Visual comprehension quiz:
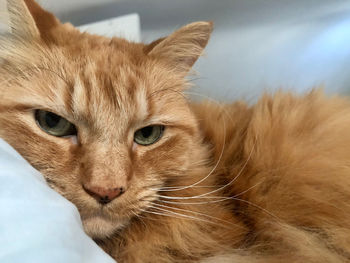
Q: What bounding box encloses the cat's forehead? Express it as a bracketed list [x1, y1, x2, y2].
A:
[1, 30, 190, 138]
[43, 44, 187, 137]
[70, 58, 149, 129]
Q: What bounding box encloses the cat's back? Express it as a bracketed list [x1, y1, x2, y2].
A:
[193, 89, 350, 178]
[192, 90, 350, 262]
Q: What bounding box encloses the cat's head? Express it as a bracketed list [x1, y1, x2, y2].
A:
[0, 0, 212, 238]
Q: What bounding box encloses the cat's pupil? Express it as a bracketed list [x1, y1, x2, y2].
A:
[45, 112, 61, 128]
[141, 126, 153, 138]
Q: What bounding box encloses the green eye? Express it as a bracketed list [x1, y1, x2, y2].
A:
[35, 110, 77, 137]
[134, 125, 164, 146]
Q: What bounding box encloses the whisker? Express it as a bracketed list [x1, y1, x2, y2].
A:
[130, 210, 148, 228]
[157, 185, 228, 190]
[184, 91, 237, 124]
[231, 181, 264, 198]
[157, 196, 281, 223]
[155, 141, 256, 200]
[156, 118, 226, 192]
[151, 202, 244, 229]
[140, 208, 191, 222]
[142, 205, 235, 230]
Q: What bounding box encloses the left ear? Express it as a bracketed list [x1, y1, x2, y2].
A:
[2, 0, 60, 41]
[23, 0, 60, 41]
[147, 21, 213, 73]
[5, 0, 40, 39]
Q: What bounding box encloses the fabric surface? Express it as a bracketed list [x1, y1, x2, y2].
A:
[0, 138, 116, 263]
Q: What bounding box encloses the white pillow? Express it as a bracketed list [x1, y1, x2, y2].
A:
[0, 138, 116, 263]
[78, 13, 140, 42]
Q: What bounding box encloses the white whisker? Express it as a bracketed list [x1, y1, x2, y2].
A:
[156, 185, 227, 190]
[231, 181, 263, 198]
[143, 205, 234, 229]
[152, 202, 243, 229]
[156, 141, 256, 200]
[157, 196, 281, 223]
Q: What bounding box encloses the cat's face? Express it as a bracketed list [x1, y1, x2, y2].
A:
[0, 0, 212, 238]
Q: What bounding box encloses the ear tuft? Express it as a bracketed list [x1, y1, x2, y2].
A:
[5, 0, 40, 39]
[148, 21, 213, 73]
[1, 0, 59, 41]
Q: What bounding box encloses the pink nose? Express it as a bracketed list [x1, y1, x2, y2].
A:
[83, 184, 125, 204]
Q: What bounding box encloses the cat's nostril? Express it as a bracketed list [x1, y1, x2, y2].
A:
[83, 184, 126, 204]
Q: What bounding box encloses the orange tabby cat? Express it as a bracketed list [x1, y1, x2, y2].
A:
[1, 1, 350, 262]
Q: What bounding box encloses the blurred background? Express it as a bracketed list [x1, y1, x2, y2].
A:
[39, 0, 350, 102]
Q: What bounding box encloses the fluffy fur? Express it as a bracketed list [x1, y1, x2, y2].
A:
[1, 1, 350, 262]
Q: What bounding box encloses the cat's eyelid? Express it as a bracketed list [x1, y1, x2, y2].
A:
[134, 115, 192, 133]
[25, 103, 66, 114]
[140, 117, 195, 136]
[32, 108, 76, 124]
[141, 115, 182, 127]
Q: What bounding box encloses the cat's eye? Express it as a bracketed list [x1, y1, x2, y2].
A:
[134, 125, 164, 146]
[35, 110, 77, 137]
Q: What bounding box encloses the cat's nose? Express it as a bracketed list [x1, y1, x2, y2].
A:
[83, 184, 126, 204]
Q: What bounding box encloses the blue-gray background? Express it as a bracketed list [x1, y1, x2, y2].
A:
[41, 0, 350, 101]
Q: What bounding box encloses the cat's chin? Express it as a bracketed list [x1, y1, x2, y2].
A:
[82, 215, 126, 239]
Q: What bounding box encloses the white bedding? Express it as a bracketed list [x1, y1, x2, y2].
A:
[0, 139, 116, 263]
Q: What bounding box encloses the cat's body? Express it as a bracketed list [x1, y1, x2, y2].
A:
[96, 93, 350, 262]
[1, 1, 350, 262]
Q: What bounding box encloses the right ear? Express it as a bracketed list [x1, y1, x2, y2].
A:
[3, 0, 59, 40]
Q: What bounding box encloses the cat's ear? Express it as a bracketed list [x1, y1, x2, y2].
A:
[1, 0, 39, 39]
[23, 0, 60, 40]
[1, 0, 59, 40]
[147, 21, 213, 73]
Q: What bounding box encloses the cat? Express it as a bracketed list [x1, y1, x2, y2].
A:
[1, 0, 350, 262]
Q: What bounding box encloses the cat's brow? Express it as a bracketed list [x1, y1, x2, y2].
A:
[147, 87, 186, 100]
[0, 65, 69, 88]
[36, 66, 70, 86]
